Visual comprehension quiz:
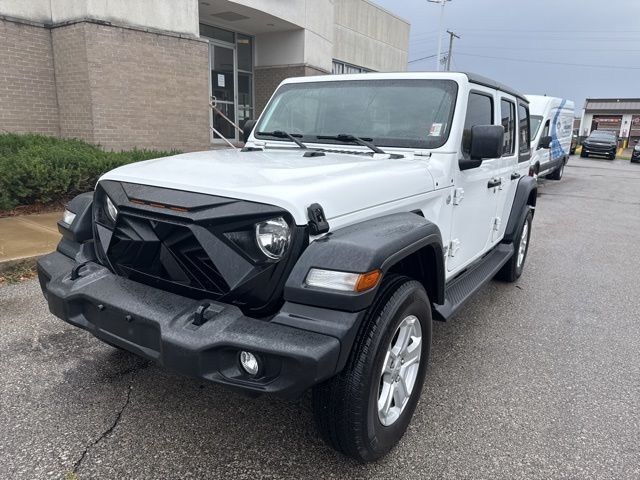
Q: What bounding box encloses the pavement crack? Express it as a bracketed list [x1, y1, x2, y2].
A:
[72, 382, 134, 474]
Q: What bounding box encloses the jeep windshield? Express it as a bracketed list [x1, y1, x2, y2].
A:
[255, 79, 458, 150]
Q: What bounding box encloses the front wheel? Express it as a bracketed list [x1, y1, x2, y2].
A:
[496, 210, 533, 282]
[312, 275, 432, 462]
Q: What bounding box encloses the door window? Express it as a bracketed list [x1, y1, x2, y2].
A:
[462, 92, 494, 157]
[518, 103, 531, 160]
[500, 99, 516, 156]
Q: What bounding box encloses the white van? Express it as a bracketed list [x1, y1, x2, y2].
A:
[526, 95, 575, 180]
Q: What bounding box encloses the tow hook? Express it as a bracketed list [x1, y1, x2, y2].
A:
[192, 302, 224, 327]
[70, 261, 91, 280]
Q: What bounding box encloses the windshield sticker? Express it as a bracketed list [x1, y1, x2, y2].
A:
[429, 123, 443, 136]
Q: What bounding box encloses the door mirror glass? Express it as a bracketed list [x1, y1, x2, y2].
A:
[538, 135, 552, 149]
[242, 119, 257, 143]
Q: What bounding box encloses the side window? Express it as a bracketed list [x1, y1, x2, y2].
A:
[500, 99, 516, 156]
[462, 92, 494, 157]
[518, 103, 531, 160]
[542, 120, 550, 138]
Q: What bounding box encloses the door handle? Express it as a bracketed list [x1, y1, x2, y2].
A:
[511, 172, 521, 180]
[487, 178, 502, 188]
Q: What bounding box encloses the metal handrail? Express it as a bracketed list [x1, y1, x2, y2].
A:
[209, 96, 244, 149]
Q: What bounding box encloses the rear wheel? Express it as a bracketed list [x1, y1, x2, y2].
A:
[547, 159, 565, 180]
[496, 210, 533, 282]
[312, 275, 431, 463]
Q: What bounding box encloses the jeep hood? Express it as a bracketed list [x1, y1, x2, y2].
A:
[100, 149, 435, 227]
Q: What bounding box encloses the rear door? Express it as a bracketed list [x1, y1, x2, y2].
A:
[447, 88, 501, 273]
[493, 96, 517, 242]
[497, 101, 532, 239]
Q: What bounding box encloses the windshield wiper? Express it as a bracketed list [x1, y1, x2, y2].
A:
[316, 134, 386, 154]
[257, 130, 308, 149]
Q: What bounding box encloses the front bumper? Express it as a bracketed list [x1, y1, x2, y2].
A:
[582, 144, 616, 156]
[37, 251, 347, 398]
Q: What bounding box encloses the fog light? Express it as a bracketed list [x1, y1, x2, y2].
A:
[239, 351, 260, 376]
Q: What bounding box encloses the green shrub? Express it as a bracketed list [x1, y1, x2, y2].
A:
[0, 134, 179, 211]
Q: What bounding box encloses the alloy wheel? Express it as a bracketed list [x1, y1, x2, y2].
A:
[377, 315, 422, 426]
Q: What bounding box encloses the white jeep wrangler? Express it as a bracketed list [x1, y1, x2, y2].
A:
[38, 72, 537, 462]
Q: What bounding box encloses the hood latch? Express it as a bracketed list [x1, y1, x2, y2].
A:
[307, 203, 330, 235]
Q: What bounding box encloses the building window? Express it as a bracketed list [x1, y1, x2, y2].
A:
[332, 60, 373, 75]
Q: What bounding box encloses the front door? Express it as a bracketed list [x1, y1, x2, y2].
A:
[448, 89, 501, 273]
[210, 43, 237, 141]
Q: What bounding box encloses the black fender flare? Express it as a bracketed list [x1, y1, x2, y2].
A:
[503, 176, 537, 243]
[56, 192, 96, 262]
[57, 192, 94, 243]
[284, 212, 445, 313]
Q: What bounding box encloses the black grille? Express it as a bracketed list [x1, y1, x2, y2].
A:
[94, 180, 307, 317]
[108, 216, 229, 295]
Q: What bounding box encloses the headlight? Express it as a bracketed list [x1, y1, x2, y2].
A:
[255, 217, 290, 260]
[105, 195, 118, 222]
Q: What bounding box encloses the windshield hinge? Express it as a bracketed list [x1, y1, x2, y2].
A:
[453, 188, 464, 205]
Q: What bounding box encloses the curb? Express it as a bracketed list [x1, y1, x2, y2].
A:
[0, 255, 42, 275]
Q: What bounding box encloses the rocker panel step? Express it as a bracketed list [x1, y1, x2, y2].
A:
[434, 243, 514, 321]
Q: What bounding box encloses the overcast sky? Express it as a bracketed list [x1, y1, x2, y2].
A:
[372, 0, 640, 116]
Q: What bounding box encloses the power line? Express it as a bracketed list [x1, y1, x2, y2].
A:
[443, 45, 640, 53]
[454, 52, 640, 71]
[408, 53, 439, 63]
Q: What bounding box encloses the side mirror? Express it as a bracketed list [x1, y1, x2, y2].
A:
[539, 135, 552, 149]
[460, 125, 504, 171]
[242, 119, 257, 143]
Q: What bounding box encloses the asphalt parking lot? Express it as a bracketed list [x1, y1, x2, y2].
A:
[1, 156, 640, 479]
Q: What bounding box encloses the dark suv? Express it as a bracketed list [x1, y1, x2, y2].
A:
[581, 130, 618, 160]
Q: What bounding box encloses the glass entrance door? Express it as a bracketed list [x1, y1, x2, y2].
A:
[201, 24, 254, 144]
[210, 44, 236, 141]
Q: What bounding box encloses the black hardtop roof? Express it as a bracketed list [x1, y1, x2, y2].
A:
[463, 72, 528, 103]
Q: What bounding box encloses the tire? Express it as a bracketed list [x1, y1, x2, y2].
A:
[580, 151, 587, 158]
[530, 163, 540, 180]
[496, 210, 533, 282]
[609, 153, 616, 160]
[547, 160, 564, 180]
[312, 274, 432, 463]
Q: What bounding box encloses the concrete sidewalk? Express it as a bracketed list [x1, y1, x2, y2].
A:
[0, 212, 62, 271]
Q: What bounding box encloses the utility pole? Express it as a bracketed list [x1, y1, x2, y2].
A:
[427, 0, 452, 71]
[445, 30, 460, 71]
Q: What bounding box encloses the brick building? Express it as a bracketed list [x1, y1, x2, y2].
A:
[0, 0, 409, 151]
